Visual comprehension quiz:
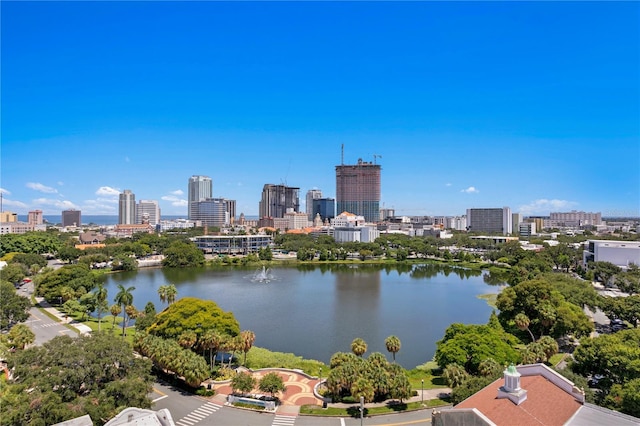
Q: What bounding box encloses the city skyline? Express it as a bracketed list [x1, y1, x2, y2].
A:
[2, 2, 638, 218]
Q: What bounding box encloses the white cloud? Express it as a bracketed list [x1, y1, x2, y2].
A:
[57, 181, 64, 186]
[2, 198, 28, 208]
[162, 195, 188, 207]
[95, 186, 120, 196]
[26, 182, 58, 194]
[518, 199, 578, 216]
[171, 189, 184, 195]
[445, 183, 452, 187]
[0, 188, 11, 195]
[32, 198, 79, 210]
[83, 200, 117, 214]
[461, 186, 479, 193]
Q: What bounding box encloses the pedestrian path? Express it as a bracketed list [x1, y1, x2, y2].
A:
[272, 413, 296, 426]
[174, 401, 221, 426]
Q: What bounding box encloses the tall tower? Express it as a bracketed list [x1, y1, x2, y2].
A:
[62, 209, 81, 227]
[306, 189, 323, 220]
[336, 158, 381, 223]
[119, 190, 136, 225]
[27, 210, 43, 225]
[188, 175, 213, 220]
[259, 184, 300, 218]
[136, 200, 161, 226]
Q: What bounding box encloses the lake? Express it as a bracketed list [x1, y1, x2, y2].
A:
[104, 263, 503, 368]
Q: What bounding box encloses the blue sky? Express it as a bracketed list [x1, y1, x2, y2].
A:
[2, 1, 638, 218]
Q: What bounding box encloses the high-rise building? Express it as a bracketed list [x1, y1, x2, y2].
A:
[62, 209, 82, 227]
[336, 158, 381, 223]
[188, 176, 213, 220]
[28, 210, 43, 225]
[312, 197, 335, 222]
[258, 184, 300, 219]
[194, 198, 230, 228]
[306, 189, 323, 220]
[512, 213, 523, 235]
[466, 207, 512, 235]
[550, 211, 602, 227]
[136, 200, 161, 226]
[225, 199, 236, 224]
[118, 190, 136, 225]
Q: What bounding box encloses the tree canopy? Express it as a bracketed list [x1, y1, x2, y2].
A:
[35, 264, 103, 303]
[1, 333, 153, 426]
[0, 281, 31, 330]
[162, 241, 205, 268]
[148, 297, 240, 340]
[435, 322, 520, 374]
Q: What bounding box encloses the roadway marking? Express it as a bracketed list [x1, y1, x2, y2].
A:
[273, 414, 296, 425]
[152, 395, 168, 403]
[175, 402, 220, 426]
[340, 419, 346, 426]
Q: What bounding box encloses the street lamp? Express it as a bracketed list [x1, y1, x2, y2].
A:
[421, 379, 424, 405]
[360, 395, 364, 426]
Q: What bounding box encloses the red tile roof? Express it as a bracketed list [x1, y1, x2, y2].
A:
[456, 375, 582, 425]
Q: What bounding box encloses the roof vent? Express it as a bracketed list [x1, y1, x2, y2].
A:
[497, 364, 528, 405]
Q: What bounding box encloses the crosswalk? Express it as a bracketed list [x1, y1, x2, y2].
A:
[272, 414, 296, 426]
[175, 402, 221, 426]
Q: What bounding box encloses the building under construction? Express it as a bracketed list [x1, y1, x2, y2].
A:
[336, 157, 381, 223]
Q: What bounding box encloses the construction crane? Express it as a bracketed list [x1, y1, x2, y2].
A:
[373, 154, 382, 164]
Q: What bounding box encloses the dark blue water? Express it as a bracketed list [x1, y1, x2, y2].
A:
[103, 264, 502, 368]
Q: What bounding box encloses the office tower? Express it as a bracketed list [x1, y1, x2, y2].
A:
[550, 211, 602, 227]
[118, 190, 136, 225]
[27, 210, 43, 225]
[225, 199, 236, 224]
[194, 198, 230, 228]
[258, 184, 300, 219]
[512, 213, 523, 235]
[62, 209, 82, 227]
[336, 158, 381, 223]
[312, 197, 335, 222]
[188, 175, 213, 220]
[306, 189, 323, 220]
[466, 207, 512, 235]
[136, 200, 160, 226]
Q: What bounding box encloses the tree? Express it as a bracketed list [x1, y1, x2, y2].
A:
[162, 241, 205, 268]
[6, 323, 35, 349]
[231, 372, 256, 396]
[514, 313, 536, 342]
[114, 284, 135, 337]
[93, 282, 108, 331]
[435, 323, 519, 374]
[0, 281, 31, 330]
[351, 338, 368, 357]
[478, 358, 502, 378]
[166, 284, 177, 305]
[351, 377, 375, 403]
[240, 330, 256, 365]
[3, 333, 153, 425]
[110, 303, 122, 328]
[148, 297, 240, 340]
[1, 263, 26, 284]
[258, 372, 286, 398]
[442, 363, 470, 388]
[388, 363, 412, 403]
[384, 335, 401, 362]
[178, 330, 198, 349]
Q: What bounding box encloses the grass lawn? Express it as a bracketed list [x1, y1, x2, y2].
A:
[477, 293, 498, 308]
[407, 361, 447, 390]
[300, 398, 450, 416]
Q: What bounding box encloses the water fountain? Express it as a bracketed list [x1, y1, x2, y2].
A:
[252, 266, 274, 283]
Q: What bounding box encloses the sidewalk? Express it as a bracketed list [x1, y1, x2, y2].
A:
[35, 297, 93, 335]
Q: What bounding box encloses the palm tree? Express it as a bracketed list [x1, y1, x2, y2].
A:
[239, 330, 256, 366]
[8, 324, 35, 350]
[166, 284, 177, 305]
[110, 304, 122, 328]
[351, 338, 368, 357]
[94, 283, 108, 332]
[114, 284, 135, 337]
[199, 329, 224, 367]
[478, 358, 501, 378]
[158, 285, 168, 306]
[178, 330, 198, 349]
[125, 305, 138, 331]
[514, 313, 536, 342]
[384, 335, 401, 362]
[443, 363, 469, 388]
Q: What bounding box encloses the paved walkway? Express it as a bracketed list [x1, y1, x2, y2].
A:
[35, 297, 93, 335]
[209, 367, 451, 414]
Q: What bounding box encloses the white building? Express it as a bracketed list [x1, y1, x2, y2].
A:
[188, 175, 213, 220]
[285, 209, 310, 230]
[136, 200, 160, 226]
[332, 211, 379, 243]
[519, 222, 537, 237]
[583, 240, 640, 270]
[156, 219, 195, 232]
[446, 216, 467, 231]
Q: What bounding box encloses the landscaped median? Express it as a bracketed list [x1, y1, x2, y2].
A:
[300, 398, 451, 417]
